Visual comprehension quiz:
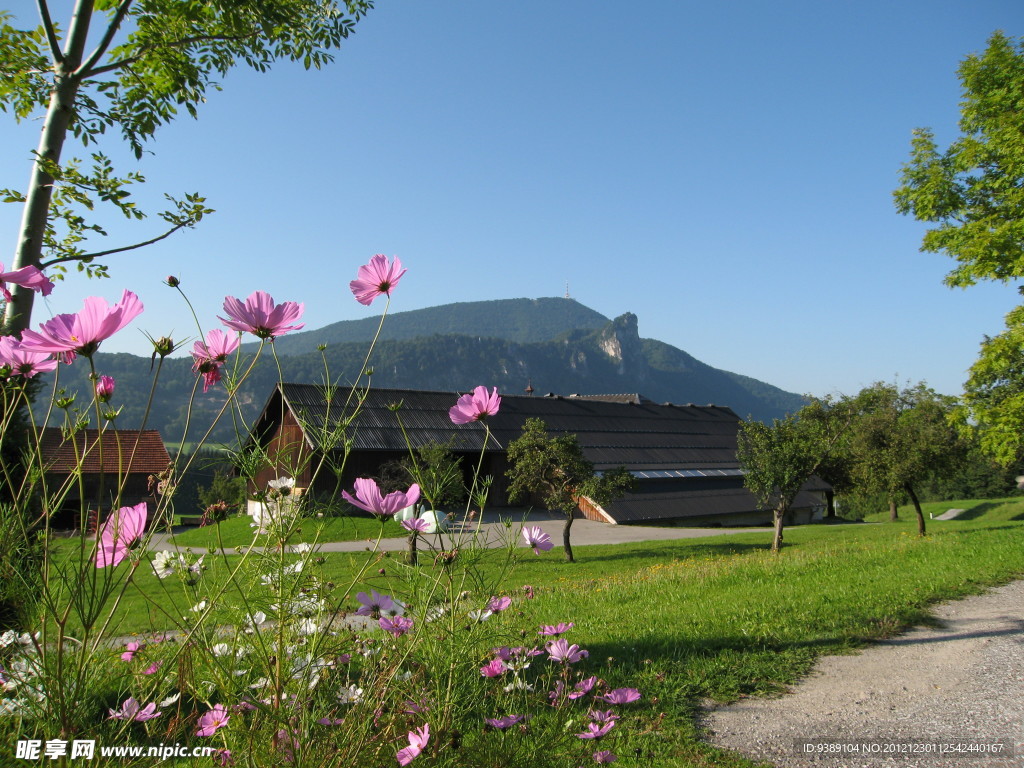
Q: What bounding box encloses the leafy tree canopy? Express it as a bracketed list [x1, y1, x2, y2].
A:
[1, 0, 372, 333]
[506, 418, 631, 562]
[893, 31, 1024, 288]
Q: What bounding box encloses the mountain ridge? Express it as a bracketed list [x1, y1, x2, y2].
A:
[33, 297, 807, 443]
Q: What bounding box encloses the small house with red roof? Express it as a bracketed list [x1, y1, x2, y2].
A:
[38, 428, 171, 530]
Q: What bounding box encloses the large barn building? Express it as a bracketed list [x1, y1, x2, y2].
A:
[245, 384, 828, 526]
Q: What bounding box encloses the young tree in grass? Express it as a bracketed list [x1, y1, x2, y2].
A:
[844, 382, 964, 536]
[737, 412, 834, 553]
[1, 0, 373, 334]
[506, 418, 632, 563]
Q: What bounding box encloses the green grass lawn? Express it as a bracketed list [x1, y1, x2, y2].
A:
[169, 513, 393, 548]
[37, 505, 1024, 767]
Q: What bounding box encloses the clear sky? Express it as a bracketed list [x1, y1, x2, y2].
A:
[2, 1, 1023, 399]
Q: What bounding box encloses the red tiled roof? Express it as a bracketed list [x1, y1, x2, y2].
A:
[39, 428, 170, 475]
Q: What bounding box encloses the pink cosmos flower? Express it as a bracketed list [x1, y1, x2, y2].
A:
[0, 262, 53, 302]
[588, 709, 620, 723]
[480, 659, 507, 678]
[20, 290, 143, 362]
[539, 621, 574, 636]
[95, 502, 147, 568]
[191, 329, 240, 392]
[449, 386, 501, 424]
[400, 517, 430, 534]
[593, 751, 618, 764]
[95, 375, 115, 403]
[546, 637, 589, 664]
[342, 478, 421, 519]
[121, 640, 144, 662]
[380, 615, 414, 637]
[522, 526, 554, 555]
[396, 723, 429, 766]
[108, 697, 161, 722]
[577, 721, 615, 740]
[142, 660, 163, 675]
[213, 749, 234, 767]
[487, 596, 512, 613]
[485, 714, 524, 729]
[0, 337, 58, 379]
[196, 704, 230, 737]
[219, 290, 304, 340]
[350, 254, 407, 306]
[598, 688, 641, 705]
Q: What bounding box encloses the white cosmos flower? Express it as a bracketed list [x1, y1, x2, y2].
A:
[190, 600, 207, 613]
[211, 643, 232, 657]
[152, 551, 177, 579]
[337, 684, 364, 704]
[296, 618, 320, 636]
[245, 612, 267, 633]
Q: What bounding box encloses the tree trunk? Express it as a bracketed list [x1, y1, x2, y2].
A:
[4, 1, 94, 335]
[406, 531, 418, 566]
[905, 482, 926, 536]
[889, 498, 898, 521]
[825, 489, 836, 519]
[562, 510, 575, 563]
[771, 507, 785, 552]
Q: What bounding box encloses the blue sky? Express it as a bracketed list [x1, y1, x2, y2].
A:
[2, 1, 1023, 399]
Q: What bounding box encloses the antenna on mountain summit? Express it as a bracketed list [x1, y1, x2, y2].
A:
[564, 282, 571, 299]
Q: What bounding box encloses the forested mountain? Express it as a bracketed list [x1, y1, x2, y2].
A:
[32, 298, 806, 445]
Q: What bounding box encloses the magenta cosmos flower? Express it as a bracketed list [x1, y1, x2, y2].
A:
[355, 589, 404, 618]
[350, 254, 407, 306]
[0, 337, 58, 379]
[196, 704, 230, 737]
[380, 615, 414, 638]
[95, 502, 147, 568]
[598, 687, 641, 705]
[577, 721, 615, 740]
[480, 659, 506, 678]
[485, 714, 524, 729]
[191, 329, 240, 392]
[0, 262, 53, 302]
[546, 637, 589, 664]
[449, 386, 501, 424]
[108, 696, 161, 722]
[396, 723, 429, 766]
[218, 290, 304, 340]
[522, 525, 554, 555]
[342, 478, 421, 520]
[20, 290, 143, 362]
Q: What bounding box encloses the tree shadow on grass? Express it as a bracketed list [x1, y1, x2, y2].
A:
[952, 501, 1001, 520]
[567, 540, 772, 565]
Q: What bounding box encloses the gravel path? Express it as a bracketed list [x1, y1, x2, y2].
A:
[702, 580, 1024, 768]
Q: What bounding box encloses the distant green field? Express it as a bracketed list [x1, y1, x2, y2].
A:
[861, 495, 1024, 523]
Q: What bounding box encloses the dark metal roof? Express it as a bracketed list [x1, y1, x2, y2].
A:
[256, 384, 743, 471]
[602, 484, 827, 524]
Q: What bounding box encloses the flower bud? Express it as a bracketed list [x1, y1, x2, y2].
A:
[152, 336, 176, 358]
[165, 276, 180, 287]
[95, 375, 115, 403]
